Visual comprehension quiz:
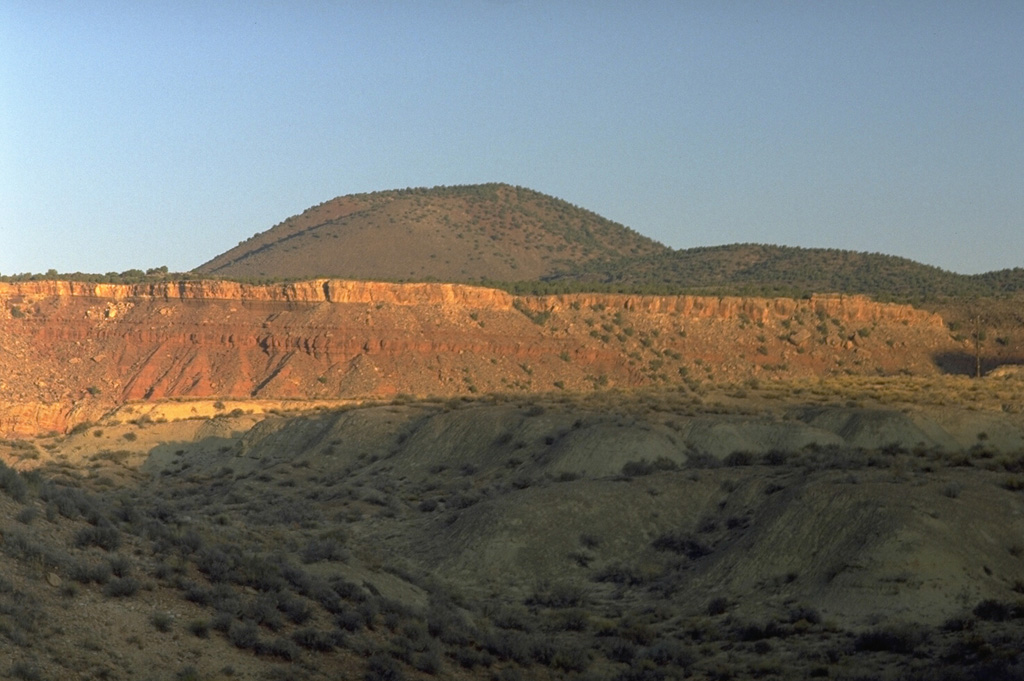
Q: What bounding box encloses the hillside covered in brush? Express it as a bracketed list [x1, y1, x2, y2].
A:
[195, 184, 668, 282]
[192, 183, 1024, 302]
[542, 244, 1024, 301]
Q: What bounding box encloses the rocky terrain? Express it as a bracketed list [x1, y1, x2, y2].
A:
[0, 278, 969, 439]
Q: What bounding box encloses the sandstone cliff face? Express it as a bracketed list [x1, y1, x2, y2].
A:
[0, 280, 955, 436]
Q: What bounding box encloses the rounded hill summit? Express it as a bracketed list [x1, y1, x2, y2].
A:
[195, 183, 668, 282]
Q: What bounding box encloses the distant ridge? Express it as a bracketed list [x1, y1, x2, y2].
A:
[546, 243, 1024, 301]
[193, 184, 1023, 303]
[195, 183, 668, 282]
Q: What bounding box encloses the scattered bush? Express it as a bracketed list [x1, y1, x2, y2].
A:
[724, 451, 756, 466]
[73, 525, 121, 552]
[526, 581, 588, 608]
[621, 458, 678, 477]
[109, 554, 132, 578]
[651, 532, 711, 559]
[151, 611, 173, 632]
[42, 484, 99, 521]
[301, 538, 344, 563]
[228, 621, 260, 650]
[187, 619, 210, 638]
[103, 577, 140, 598]
[594, 563, 649, 587]
[256, 636, 301, 661]
[854, 626, 925, 654]
[69, 559, 112, 585]
[707, 596, 729, 615]
[365, 652, 404, 681]
[0, 462, 28, 502]
[292, 628, 338, 652]
[973, 599, 1012, 622]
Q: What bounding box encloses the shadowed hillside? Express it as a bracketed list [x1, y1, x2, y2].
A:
[2, 386, 1024, 680]
[195, 184, 668, 282]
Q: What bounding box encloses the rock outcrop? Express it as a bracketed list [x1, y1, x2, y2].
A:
[0, 280, 956, 437]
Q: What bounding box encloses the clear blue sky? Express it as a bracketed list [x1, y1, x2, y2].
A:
[2, 1, 1021, 276]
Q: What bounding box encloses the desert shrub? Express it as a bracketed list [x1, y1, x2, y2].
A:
[301, 538, 344, 563]
[151, 611, 173, 632]
[2, 530, 65, 570]
[531, 637, 558, 666]
[554, 608, 589, 631]
[74, 525, 121, 552]
[305, 581, 344, 613]
[973, 599, 1012, 622]
[594, 563, 648, 586]
[651, 532, 711, 559]
[228, 621, 260, 650]
[40, 483, 98, 520]
[448, 493, 480, 510]
[604, 637, 638, 663]
[941, 481, 964, 498]
[238, 554, 288, 592]
[292, 628, 338, 652]
[778, 607, 816, 629]
[365, 652, 405, 681]
[412, 648, 442, 675]
[175, 665, 200, 681]
[278, 593, 314, 625]
[551, 644, 590, 672]
[256, 636, 301, 661]
[187, 619, 210, 638]
[195, 545, 235, 582]
[182, 582, 213, 606]
[279, 561, 317, 594]
[243, 595, 285, 631]
[621, 458, 678, 477]
[109, 554, 132, 578]
[526, 581, 588, 608]
[724, 451, 756, 466]
[210, 612, 234, 633]
[684, 452, 721, 469]
[482, 630, 533, 664]
[642, 639, 695, 667]
[454, 645, 494, 669]
[15, 507, 38, 525]
[425, 599, 473, 644]
[69, 559, 112, 585]
[941, 615, 974, 632]
[172, 529, 204, 554]
[8, 661, 42, 681]
[854, 626, 925, 654]
[1002, 477, 1024, 492]
[489, 605, 532, 632]
[707, 596, 729, 616]
[103, 577, 140, 598]
[336, 609, 367, 632]
[732, 620, 788, 642]
[0, 462, 28, 502]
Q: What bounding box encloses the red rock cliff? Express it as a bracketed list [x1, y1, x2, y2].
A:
[0, 280, 954, 436]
